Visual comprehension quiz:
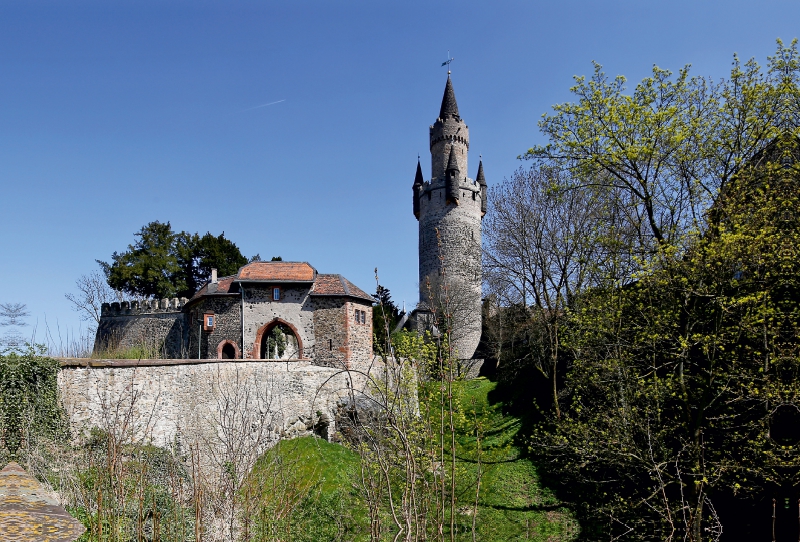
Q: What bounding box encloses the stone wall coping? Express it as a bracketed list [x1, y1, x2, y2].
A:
[57, 358, 311, 368]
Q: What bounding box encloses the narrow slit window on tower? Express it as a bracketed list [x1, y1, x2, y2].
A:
[329, 339, 333, 351]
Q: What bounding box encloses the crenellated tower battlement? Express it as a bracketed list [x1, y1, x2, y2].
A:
[101, 298, 190, 316]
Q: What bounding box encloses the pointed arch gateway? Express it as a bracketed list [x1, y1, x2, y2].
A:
[252, 318, 304, 360]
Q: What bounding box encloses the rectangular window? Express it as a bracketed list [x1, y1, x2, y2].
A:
[329, 339, 333, 351]
[354, 309, 360, 323]
[272, 287, 280, 301]
[361, 310, 366, 324]
[207, 316, 214, 327]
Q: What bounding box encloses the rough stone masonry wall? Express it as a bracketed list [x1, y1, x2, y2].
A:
[185, 297, 242, 359]
[241, 285, 314, 359]
[347, 301, 374, 369]
[418, 176, 483, 361]
[58, 359, 371, 452]
[312, 297, 349, 368]
[429, 118, 469, 179]
[312, 298, 373, 369]
[95, 299, 188, 358]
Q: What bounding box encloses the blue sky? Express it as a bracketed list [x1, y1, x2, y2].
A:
[1, 0, 799, 346]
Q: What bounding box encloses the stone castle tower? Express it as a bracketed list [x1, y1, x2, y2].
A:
[412, 75, 486, 361]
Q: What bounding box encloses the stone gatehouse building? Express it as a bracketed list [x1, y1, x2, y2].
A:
[95, 261, 375, 368]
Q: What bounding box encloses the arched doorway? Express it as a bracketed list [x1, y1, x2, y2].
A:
[217, 340, 239, 359]
[253, 319, 303, 359]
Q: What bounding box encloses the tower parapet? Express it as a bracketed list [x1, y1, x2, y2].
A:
[101, 298, 189, 316]
[96, 298, 189, 358]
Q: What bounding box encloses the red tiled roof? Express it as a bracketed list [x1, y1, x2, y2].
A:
[311, 274, 375, 302]
[342, 277, 373, 301]
[312, 274, 346, 295]
[236, 262, 316, 282]
[188, 266, 373, 304]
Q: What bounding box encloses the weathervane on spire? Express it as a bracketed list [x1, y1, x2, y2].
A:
[441, 50, 454, 74]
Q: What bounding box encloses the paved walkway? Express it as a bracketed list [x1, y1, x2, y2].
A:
[0, 462, 85, 542]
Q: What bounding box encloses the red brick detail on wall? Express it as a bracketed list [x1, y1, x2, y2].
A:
[343, 301, 351, 369]
[252, 318, 305, 359]
[216, 340, 241, 359]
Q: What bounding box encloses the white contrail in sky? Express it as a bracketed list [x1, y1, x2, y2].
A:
[242, 99, 286, 111]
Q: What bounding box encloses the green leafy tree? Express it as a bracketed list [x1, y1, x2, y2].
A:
[104, 221, 180, 299]
[530, 60, 800, 539]
[372, 284, 399, 355]
[524, 41, 790, 277]
[103, 221, 250, 299]
[175, 231, 249, 297]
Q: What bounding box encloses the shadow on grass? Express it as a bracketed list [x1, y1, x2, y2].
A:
[481, 363, 594, 540]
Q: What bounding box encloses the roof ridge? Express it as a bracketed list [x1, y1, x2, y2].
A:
[338, 274, 351, 296]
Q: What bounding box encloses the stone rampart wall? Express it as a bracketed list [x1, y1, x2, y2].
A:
[57, 359, 371, 451]
[186, 296, 242, 359]
[95, 312, 187, 358]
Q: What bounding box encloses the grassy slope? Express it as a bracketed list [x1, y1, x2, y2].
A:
[451, 378, 577, 540]
[258, 378, 577, 541]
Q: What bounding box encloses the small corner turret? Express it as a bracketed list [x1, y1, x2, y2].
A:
[476, 160, 487, 216]
[445, 146, 460, 205]
[413, 159, 424, 219]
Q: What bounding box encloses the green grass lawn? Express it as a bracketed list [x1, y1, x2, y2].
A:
[449, 377, 578, 540]
[251, 378, 578, 541]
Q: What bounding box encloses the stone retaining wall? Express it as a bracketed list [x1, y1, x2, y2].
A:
[57, 358, 375, 451]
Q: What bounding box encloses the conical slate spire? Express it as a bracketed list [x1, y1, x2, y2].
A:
[477, 159, 487, 216]
[476, 160, 486, 186]
[414, 159, 424, 186]
[439, 76, 460, 120]
[446, 146, 460, 172]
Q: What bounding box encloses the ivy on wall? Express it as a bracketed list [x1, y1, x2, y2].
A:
[0, 345, 68, 457]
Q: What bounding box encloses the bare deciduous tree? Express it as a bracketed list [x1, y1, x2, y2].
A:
[482, 165, 600, 416]
[0, 302, 29, 348]
[65, 268, 123, 325]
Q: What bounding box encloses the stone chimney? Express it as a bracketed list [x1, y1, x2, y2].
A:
[208, 268, 219, 293]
